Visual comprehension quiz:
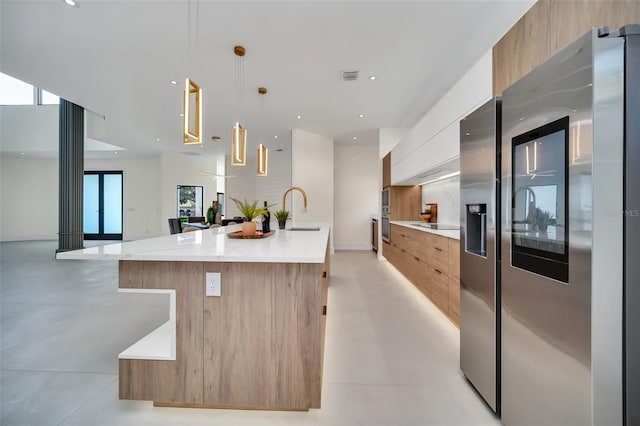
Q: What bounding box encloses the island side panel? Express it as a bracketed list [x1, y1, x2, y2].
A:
[119, 260, 204, 404]
[312, 238, 330, 408]
[202, 261, 325, 410]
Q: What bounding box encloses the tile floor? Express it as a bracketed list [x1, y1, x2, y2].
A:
[1, 241, 500, 426]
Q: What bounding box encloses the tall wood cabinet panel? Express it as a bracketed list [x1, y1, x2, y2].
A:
[493, 0, 640, 96]
[382, 153, 391, 188]
[492, 0, 550, 96]
[549, 0, 640, 55]
[390, 186, 421, 221]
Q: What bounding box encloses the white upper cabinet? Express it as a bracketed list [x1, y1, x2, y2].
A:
[391, 50, 493, 185]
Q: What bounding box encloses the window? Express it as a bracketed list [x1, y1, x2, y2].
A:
[0, 72, 60, 105]
[0, 73, 33, 105]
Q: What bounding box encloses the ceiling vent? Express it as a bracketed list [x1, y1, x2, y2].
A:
[342, 70, 359, 81]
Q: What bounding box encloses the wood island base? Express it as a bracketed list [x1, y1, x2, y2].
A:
[118, 241, 329, 411]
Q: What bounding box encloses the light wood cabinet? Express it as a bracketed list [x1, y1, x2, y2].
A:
[387, 224, 459, 326]
[382, 153, 391, 188]
[447, 239, 460, 326]
[390, 186, 421, 221]
[118, 241, 330, 411]
[493, 0, 640, 95]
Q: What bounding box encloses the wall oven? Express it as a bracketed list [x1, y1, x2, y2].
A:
[381, 188, 390, 214]
[381, 214, 390, 243]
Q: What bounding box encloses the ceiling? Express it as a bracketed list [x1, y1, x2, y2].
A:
[0, 0, 534, 159]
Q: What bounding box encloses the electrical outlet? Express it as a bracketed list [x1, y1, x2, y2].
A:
[205, 272, 221, 296]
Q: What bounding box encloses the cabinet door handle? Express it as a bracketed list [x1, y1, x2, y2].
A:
[434, 268, 443, 274]
[322, 305, 327, 316]
[434, 247, 443, 252]
[414, 256, 420, 262]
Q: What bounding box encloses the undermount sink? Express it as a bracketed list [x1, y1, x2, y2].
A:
[287, 226, 321, 231]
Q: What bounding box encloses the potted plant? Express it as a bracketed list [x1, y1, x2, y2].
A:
[536, 208, 553, 232]
[274, 209, 290, 230]
[206, 201, 217, 225]
[230, 198, 271, 235]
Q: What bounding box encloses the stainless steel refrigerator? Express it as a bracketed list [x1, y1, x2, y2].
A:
[459, 98, 501, 413]
[500, 25, 639, 426]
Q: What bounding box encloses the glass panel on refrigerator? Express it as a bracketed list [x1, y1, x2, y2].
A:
[511, 116, 569, 282]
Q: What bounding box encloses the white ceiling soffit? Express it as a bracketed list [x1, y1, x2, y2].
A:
[0, 0, 535, 156]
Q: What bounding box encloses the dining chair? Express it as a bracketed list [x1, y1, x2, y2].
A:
[168, 218, 182, 234]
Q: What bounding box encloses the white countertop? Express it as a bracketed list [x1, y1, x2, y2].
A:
[391, 221, 461, 240]
[56, 223, 330, 263]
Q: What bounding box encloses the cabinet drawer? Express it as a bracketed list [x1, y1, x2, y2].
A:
[425, 267, 449, 315]
[426, 233, 449, 253]
[448, 276, 460, 326]
[448, 239, 460, 281]
[429, 252, 449, 276]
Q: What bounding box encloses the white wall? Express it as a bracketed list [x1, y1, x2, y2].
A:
[0, 156, 58, 241]
[421, 176, 460, 226]
[292, 129, 334, 251]
[85, 156, 162, 239]
[160, 153, 220, 230]
[334, 144, 378, 250]
[254, 147, 292, 226]
[225, 155, 257, 219]
[379, 128, 407, 158]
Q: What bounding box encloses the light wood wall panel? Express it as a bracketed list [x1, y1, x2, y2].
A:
[390, 186, 422, 221]
[549, 0, 640, 55]
[202, 258, 327, 410]
[493, 0, 550, 96]
[493, 0, 640, 95]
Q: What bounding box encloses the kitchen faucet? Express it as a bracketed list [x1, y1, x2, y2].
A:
[282, 187, 307, 212]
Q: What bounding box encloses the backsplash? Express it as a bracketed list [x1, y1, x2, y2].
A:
[421, 176, 460, 226]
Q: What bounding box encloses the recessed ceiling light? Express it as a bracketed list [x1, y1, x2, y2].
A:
[274, 135, 278, 139]
[465, 132, 470, 136]
[170, 80, 177, 85]
[156, 137, 160, 141]
[297, 115, 302, 119]
[369, 75, 377, 81]
[20, 152, 25, 155]
[353, 137, 357, 140]
[179, 113, 184, 117]
[114, 151, 118, 154]
[63, 0, 77, 6]
[359, 114, 364, 118]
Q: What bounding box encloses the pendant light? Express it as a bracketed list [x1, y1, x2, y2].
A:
[231, 45, 247, 166]
[183, 78, 202, 144]
[183, 0, 202, 145]
[256, 87, 268, 176]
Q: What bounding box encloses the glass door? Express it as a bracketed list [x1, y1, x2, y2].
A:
[83, 171, 123, 240]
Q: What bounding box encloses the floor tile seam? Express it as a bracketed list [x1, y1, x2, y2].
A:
[0, 367, 117, 376]
[322, 380, 448, 389]
[0, 301, 118, 307]
[56, 376, 119, 426]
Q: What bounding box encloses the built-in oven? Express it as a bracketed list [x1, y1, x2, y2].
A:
[382, 188, 390, 215]
[381, 215, 390, 243]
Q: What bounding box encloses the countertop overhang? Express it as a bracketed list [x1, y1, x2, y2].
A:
[56, 223, 330, 263]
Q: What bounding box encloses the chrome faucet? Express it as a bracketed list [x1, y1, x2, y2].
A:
[282, 186, 308, 212]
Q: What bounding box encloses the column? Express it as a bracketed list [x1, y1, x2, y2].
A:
[57, 99, 84, 252]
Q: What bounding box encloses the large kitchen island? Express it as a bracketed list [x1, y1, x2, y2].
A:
[56, 224, 331, 411]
